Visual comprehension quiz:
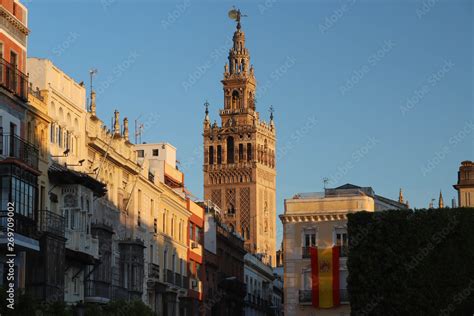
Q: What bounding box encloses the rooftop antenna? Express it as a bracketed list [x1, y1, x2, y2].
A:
[323, 177, 329, 189]
[89, 68, 98, 108]
[228, 6, 247, 29]
[134, 116, 144, 144]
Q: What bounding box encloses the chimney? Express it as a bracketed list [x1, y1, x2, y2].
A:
[123, 117, 129, 141]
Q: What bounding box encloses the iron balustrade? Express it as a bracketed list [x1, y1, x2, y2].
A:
[299, 289, 350, 304]
[0, 57, 28, 101]
[0, 134, 39, 170]
[166, 269, 174, 284]
[174, 272, 181, 287]
[38, 210, 65, 237]
[85, 280, 111, 299]
[148, 263, 160, 280]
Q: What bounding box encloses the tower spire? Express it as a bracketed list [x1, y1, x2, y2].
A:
[398, 188, 404, 204]
[203, 100, 210, 129]
[439, 190, 444, 208]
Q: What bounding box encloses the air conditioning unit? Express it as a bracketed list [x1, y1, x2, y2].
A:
[191, 241, 198, 249]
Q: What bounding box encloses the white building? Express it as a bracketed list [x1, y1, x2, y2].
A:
[244, 252, 276, 316]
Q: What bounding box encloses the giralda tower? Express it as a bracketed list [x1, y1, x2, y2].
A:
[203, 10, 277, 266]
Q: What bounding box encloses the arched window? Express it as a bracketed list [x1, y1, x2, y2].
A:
[209, 146, 214, 165]
[238, 143, 244, 161]
[247, 143, 252, 161]
[227, 137, 234, 164]
[217, 145, 222, 164]
[232, 90, 239, 109]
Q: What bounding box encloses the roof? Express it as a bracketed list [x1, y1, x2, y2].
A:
[48, 163, 107, 197]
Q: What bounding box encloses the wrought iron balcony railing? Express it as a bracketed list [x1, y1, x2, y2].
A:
[85, 280, 111, 300]
[0, 211, 36, 238]
[166, 269, 174, 284]
[148, 263, 160, 281]
[299, 290, 312, 303]
[0, 134, 39, 170]
[299, 289, 350, 304]
[174, 272, 182, 287]
[38, 210, 65, 237]
[0, 57, 28, 101]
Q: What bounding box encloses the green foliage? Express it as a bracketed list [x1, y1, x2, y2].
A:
[0, 289, 153, 316]
[347, 208, 474, 315]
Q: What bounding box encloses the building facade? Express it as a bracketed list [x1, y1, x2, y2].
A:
[243, 252, 275, 316]
[280, 184, 407, 316]
[453, 160, 474, 207]
[201, 200, 246, 316]
[203, 12, 276, 266]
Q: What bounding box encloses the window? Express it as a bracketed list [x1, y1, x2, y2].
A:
[137, 150, 144, 158]
[247, 143, 252, 161]
[57, 126, 62, 147]
[239, 143, 244, 161]
[227, 136, 234, 163]
[154, 218, 157, 233]
[50, 123, 55, 143]
[209, 146, 214, 165]
[152, 149, 159, 156]
[302, 228, 317, 258]
[217, 145, 222, 164]
[335, 227, 348, 257]
[189, 222, 194, 241]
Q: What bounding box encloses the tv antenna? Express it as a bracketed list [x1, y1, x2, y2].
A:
[323, 177, 329, 189]
[228, 7, 247, 29]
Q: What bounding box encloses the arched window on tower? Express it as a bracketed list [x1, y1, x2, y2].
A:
[239, 143, 244, 161]
[227, 137, 234, 164]
[247, 143, 252, 161]
[232, 90, 239, 109]
[209, 146, 214, 165]
[217, 145, 222, 164]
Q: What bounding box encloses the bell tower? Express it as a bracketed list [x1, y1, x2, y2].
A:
[203, 9, 277, 266]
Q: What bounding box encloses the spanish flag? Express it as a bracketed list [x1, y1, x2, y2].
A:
[310, 246, 340, 308]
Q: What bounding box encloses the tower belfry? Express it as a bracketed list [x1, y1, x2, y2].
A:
[203, 9, 277, 266]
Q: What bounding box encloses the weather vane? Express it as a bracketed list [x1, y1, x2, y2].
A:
[204, 100, 209, 115]
[228, 6, 247, 29]
[269, 105, 274, 120]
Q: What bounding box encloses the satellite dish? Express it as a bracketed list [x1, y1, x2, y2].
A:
[228, 9, 239, 20]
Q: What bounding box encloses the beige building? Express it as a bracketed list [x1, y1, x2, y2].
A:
[453, 160, 474, 207]
[27, 57, 202, 315]
[280, 184, 407, 316]
[203, 14, 276, 266]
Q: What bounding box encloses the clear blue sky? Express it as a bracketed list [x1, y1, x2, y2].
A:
[27, 0, 473, 244]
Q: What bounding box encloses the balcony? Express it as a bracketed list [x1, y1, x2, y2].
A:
[299, 290, 312, 303]
[174, 272, 182, 287]
[0, 134, 39, 170]
[65, 230, 99, 259]
[84, 280, 111, 303]
[148, 263, 160, 281]
[0, 211, 36, 238]
[38, 210, 65, 237]
[299, 289, 350, 304]
[166, 269, 174, 284]
[0, 57, 28, 101]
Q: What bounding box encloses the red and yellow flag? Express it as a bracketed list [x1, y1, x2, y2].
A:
[310, 246, 340, 308]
